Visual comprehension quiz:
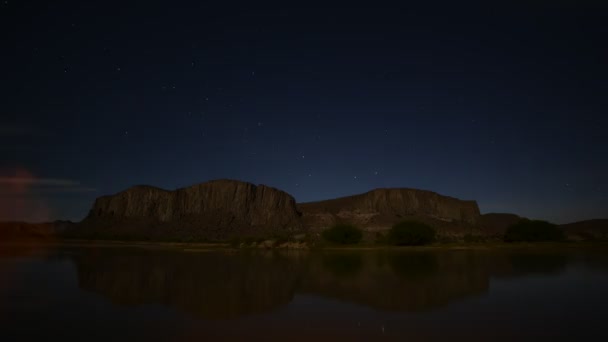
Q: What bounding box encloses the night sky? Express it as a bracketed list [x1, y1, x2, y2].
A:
[1, 1, 607, 223]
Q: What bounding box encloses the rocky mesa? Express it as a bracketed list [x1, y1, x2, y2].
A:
[298, 188, 481, 234]
[67, 181, 485, 241]
[5, 179, 606, 243]
[71, 179, 302, 241]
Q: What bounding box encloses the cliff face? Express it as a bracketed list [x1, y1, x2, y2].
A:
[298, 188, 481, 231]
[72, 180, 485, 241]
[77, 179, 302, 240]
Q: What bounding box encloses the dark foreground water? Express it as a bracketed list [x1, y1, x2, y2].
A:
[1, 245, 608, 341]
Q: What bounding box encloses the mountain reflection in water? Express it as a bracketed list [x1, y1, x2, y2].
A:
[72, 248, 572, 319]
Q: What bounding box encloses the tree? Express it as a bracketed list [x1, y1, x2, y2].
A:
[387, 221, 436, 246]
[322, 224, 363, 244]
[504, 219, 564, 242]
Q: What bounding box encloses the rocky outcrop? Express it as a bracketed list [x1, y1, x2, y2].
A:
[298, 188, 481, 232]
[73, 179, 302, 241]
[70, 180, 489, 241]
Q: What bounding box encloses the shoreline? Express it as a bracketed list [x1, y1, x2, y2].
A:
[1, 238, 607, 252]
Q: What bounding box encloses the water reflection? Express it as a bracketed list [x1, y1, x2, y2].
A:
[321, 252, 363, 277]
[507, 253, 569, 276]
[387, 252, 438, 277]
[300, 251, 488, 312]
[75, 249, 302, 319]
[67, 248, 587, 319]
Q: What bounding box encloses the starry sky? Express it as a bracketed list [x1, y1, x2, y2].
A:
[1, 1, 607, 223]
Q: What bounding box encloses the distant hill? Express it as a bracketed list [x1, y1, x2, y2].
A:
[0, 221, 73, 240]
[561, 219, 608, 240]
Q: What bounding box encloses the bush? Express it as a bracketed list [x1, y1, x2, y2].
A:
[504, 219, 564, 242]
[322, 224, 362, 245]
[375, 231, 387, 244]
[272, 236, 289, 247]
[387, 221, 436, 246]
[463, 233, 486, 243]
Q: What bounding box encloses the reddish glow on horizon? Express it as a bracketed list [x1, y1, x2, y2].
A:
[0, 167, 51, 222]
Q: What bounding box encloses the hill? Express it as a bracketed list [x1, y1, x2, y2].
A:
[65, 179, 302, 241]
[561, 219, 608, 240]
[298, 188, 481, 238]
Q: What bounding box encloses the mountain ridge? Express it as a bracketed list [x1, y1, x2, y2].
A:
[1, 179, 605, 242]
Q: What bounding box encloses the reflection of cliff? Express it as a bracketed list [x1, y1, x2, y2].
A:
[74, 249, 303, 319]
[72, 249, 572, 319]
[301, 251, 490, 311]
[481, 251, 569, 279]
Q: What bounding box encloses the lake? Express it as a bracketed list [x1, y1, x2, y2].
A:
[1, 244, 608, 341]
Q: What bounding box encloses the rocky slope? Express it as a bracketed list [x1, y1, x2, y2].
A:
[561, 219, 608, 240]
[297, 188, 481, 236]
[71, 179, 302, 241]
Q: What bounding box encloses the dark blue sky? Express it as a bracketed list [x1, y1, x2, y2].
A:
[1, 1, 607, 223]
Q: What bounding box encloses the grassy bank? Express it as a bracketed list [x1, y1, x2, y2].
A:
[2, 238, 608, 253]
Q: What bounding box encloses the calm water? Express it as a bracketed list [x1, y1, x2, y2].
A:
[1, 245, 608, 341]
